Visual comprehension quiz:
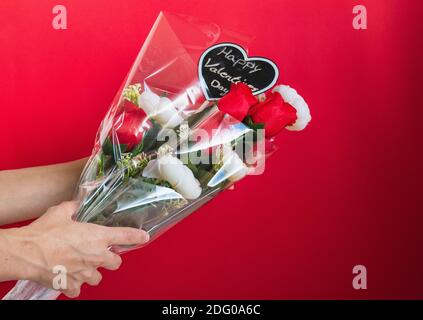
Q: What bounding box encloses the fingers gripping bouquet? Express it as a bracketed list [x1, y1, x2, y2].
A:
[4, 12, 311, 300]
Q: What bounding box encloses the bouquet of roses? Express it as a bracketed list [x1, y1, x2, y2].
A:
[4, 12, 311, 300]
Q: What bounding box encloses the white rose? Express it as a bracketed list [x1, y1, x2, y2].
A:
[222, 148, 249, 182]
[273, 85, 311, 131]
[273, 85, 298, 105]
[138, 92, 184, 128]
[157, 155, 202, 200]
[154, 97, 184, 128]
[138, 91, 160, 115]
[142, 159, 161, 179]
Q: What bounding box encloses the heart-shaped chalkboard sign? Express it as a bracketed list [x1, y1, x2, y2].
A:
[198, 43, 279, 100]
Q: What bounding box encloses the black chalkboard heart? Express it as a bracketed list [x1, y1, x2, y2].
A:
[198, 43, 279, 100]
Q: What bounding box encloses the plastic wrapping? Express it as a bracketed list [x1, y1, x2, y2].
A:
[3, 12, 310, 300]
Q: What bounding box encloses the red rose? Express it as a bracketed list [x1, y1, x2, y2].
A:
[249, 91, 297, 138]
[217, 83, 257, 121]
[112, 100, 149, 151]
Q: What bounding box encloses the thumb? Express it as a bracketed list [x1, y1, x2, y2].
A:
[104, 227, 150, 247]
[56, 201, 81, 219]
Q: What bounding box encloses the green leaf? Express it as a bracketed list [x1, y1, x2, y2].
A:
[244, 115, 265, 130]
[131, 141, 144, 156]
[252, 123, 265, 130]
[102, 137, 128, 162]
[142, 119, 163, 152]
[244, 115, 253, 126]
[102, 137, 114, 155]
[96, 152, 105, 179]
[186, 161, 199, 176]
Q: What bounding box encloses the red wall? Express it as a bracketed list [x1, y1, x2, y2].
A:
[0, 0, 422, 299]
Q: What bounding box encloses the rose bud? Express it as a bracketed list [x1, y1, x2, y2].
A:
[222, 147, 249, 182]
[138, 91, 161, 115]
[138, 91, 184, 128]
[113, 99, 149, 151]
[218, 83, 257, 121]
[248, 91, 297, 138]
[155, 97, 184, 128]
[157, 155, 202, 200]
[272, 85, 311, 131]
[142, 158, 161, 179]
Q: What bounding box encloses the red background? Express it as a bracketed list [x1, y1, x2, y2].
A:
[0, 0, 422, 299]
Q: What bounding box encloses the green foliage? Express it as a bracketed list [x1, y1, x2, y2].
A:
[96, 153, 105, 179]
[142, 119, 163, 152]
[244, 115, 265, 130]
[102, 137, 127, 157]
[131, 141, 144, 156]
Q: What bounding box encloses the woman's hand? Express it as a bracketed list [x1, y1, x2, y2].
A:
[0, 201, 149, 298]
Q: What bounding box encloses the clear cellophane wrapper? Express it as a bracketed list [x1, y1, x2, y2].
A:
[4, 12, 277, 300]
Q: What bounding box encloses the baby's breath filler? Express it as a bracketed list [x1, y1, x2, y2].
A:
[118, 152, 150, 180]
[123, 83, 142, 104]
[157, 144, 174, 157]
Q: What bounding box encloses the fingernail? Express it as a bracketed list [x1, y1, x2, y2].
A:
[142, 231, 150, 243]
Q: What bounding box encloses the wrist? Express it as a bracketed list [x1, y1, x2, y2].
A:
[0, 226, 43, 282]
